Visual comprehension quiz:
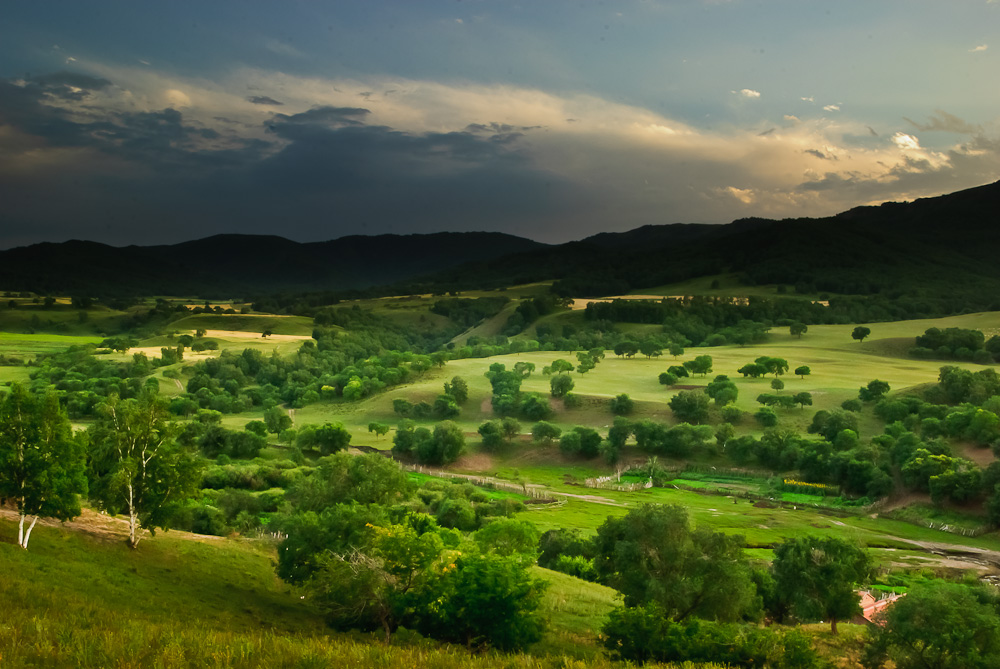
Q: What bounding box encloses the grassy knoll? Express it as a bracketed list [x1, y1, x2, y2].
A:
[0, 304, 124, 335]
[0, 331, 103, 356]
[0, 516, 704, 668]
[165, 313, 316, 336]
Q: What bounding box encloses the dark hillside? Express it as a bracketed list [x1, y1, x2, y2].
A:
[0, 231, 548, 296]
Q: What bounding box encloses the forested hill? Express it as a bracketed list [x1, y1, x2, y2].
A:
[0, 232, 547, 297]
[5, 178, 1000, 299]
[423, 179, 1000, 299]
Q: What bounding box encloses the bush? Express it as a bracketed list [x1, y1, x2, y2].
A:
[610, 393, 634, 416]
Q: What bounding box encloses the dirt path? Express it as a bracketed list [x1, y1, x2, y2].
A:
[173, 378, 183, 391]
[550, 491, 628, 507]
[0, 507, 223, 545]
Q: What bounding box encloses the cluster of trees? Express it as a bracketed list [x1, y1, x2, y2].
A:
[911, 326, 1000, 364]
[391, 421, 466, 466]
[501, 295, 563, 336]
[429, 296, 509, 327]
[274, 453, 545, 650]
[392, 376, 469, 422]
[482, 362, 554, 420]
[540, 504, 876, 666]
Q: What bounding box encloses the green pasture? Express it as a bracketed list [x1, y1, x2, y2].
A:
[165, 313, 315, 336]
[0, 331, 103, 355]
[0, 303, 123, 335]
[629, 273, 831, 300]
[0, 515, 644, 666]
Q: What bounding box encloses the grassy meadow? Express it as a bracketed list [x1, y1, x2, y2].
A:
[3, 292, 999, 666]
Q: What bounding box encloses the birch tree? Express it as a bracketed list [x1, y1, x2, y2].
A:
[87, 391, 199, 548]
[0, 385, 87, 549]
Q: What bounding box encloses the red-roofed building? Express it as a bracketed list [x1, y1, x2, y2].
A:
[854, 590, 904, 625]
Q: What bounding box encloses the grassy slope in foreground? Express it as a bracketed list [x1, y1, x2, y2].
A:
[0, 516, 677, 669]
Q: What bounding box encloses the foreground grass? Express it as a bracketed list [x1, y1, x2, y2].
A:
[1, 518, 709, 668]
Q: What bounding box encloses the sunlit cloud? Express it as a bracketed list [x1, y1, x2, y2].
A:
[3, 61, 1000, 245]
[823, 104, 840, 112]
[970, 44, 988, 52]
[734, 88, 761, 98]
[892, 132, 921, 150]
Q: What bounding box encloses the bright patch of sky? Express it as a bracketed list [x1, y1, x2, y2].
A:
[0, 0, 998, 246]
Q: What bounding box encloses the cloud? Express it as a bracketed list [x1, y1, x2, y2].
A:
[783, 115, 800, 123]
[263, 38, 306, 59]
[247, 95, 284, 106]
[165, 89, 192, 108]
[804, 149, 835, 160]
[904, 110, 980, 135]
[892, 132, 921, 150]
[970, 44, 988, 52]
[734, 88, 761, 98]
[3, 64, 1000, 247]
[823, 104, 840, 112]
[801, 96, 814, 103]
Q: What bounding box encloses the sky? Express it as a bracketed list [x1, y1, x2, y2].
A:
[1, 0, 999, 248]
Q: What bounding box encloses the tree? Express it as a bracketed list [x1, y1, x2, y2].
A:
[858, 379, 891, 402]
[592, 504, 756, 622]
[263, 406, 292, 434]
[683, 355, 713, 377]
[87, 391, 200, 548]
[793, 392, 813, 409]
[545, 358, 575, 374]
[771, 537, 872, 634]
[668, 390, 710, 423]
[286, 452, 411, 512]
[443, 376, 469, 404]
[790, 322, 808, 338]
[414, 551, 547, 652]
[737, 362, 767, 378]
[658, 371, 678, 386]
[0, 386, 87, 549]
[417, 421, 466, 465]
[610, 393, 634, 415]
[550, 373, 575, 398]
[368, 421, 390, 439]
[863, 581, 1000, 669]
[473, 518, 540, 558]
[500, 416, 521, 442]
[307, 522, 444, 642]
[639, 341, 663, 359]
[478, 420, 505, 450]
[852, 326, 871, 342]
[794, 365, 811, 379]
[756, 356, 789, 377]
[531, 421, 561, 444]
[771, 378, 785, 391]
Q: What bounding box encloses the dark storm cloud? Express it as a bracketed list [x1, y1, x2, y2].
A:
[903, 110, 979, 135]
[31, 71, 112, 101]
[247, 95, 284, 105]
[804, 148, 835, 160]
[0, 75, 580, 247]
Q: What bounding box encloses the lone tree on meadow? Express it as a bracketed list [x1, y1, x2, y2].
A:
[771, 536, 872, 634]
[87, 391, 200, 548]
[852, 326, 872, 343]
[0, 385, 87, 549]
[794, 365, 811, 379]
[789, 322, 808, 338]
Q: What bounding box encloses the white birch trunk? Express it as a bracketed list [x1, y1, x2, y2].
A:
[18, 513, 38, 549]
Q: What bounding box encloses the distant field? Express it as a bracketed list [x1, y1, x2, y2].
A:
[0, 331, 103, 356]
[166, 313, 315, 336]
